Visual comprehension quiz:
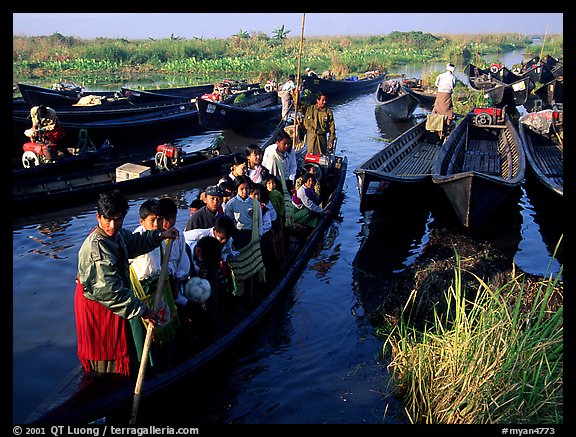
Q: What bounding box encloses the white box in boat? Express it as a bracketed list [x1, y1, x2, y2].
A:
[116, 163, 151, 181]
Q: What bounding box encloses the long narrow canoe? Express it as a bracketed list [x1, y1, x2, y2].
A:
[518, 109, 563, 197]
[374, 84, 420, 120]
[354, 119, 443, 211]
[302, 73, 386, 96]
[25, 126, 347, 424]
[13, 143, 240, 217]
[196, 88, 282, 131]
[432, 111, 526, 227]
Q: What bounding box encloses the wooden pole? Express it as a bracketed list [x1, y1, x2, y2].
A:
[539, 24, 549, 61]
[292, 13, 306, 152]
[129, 238, 174, 424]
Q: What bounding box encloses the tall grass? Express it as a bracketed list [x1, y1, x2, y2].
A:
[13, 32, 559, 86]
[384, 252, 563, 424]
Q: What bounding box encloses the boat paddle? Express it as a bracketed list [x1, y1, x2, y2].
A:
[129, 237, 174, 424]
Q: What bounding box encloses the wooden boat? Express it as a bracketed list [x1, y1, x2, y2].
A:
[354, 119, 443, 211]
[12, 93, 199, 125]
[17, 83, 119, 107]
[473, 76, 533, 108]
[432, 108, 526, 227]
[17, 82, 214, 107]
[13, 141, 240, 216]
[520, 55, 557, 85]
[374, 81, 420, 120]
[25, 139, 347, 424]
[302, 72, 386, 96]
[533, 77, 563, 109]
[196, 88, 282, 131]
[465, 63, 523, 89]
[518, 109, 563, 197]
[13, 99, 201, 134]
[13, 136, 113, 181]
[119, 84, 214, 102]
[401, 78, 437, 107]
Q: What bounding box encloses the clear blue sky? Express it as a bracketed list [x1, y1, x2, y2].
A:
[12, 13, 563, 39]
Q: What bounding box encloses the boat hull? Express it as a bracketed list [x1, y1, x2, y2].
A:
[518, 112, 563, 197]
[374, 86, 420, 120]
[25, 125, 347, 424]
[302, 74, 386, 96]
[432, 112, 526, 227]
[196, 90, 281, 131]
[354, 120, 442, 211]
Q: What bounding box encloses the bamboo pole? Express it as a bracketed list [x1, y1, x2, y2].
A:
[539, 24, 549, 61]
[292, 13, 306, 152]
[129, 238, 174, 424]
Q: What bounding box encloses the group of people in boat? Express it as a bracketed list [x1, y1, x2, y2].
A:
[74, 112, 335, 378]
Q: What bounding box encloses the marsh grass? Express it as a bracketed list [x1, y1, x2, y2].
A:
[13, 32, 559, 86]
[384, 252, 563, 424]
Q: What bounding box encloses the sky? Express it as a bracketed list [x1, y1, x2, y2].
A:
[12, 13, 563, 39]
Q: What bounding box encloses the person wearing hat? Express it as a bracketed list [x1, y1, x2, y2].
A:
[184, 185, 225, 232]
[432, 63, 457, 121]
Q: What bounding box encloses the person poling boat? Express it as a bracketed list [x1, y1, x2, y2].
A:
[74, 190, 179, 377]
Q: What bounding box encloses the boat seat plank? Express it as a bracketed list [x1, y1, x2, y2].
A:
[390, 142, 439, 176]
[463, 138, 501, 175]
[533, 145, 563, 177]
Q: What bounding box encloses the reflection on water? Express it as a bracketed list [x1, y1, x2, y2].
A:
[374, 105, 420, 141]
[352, 201, 432, 316]
[27, 220, 74, 259]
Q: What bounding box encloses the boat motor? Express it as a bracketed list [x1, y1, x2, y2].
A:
[155, 143, 183, 171]
[21, 141, 59, 168]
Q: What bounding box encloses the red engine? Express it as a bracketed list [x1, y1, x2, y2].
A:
[472, 107, 505, 125]
[22, 141, 58, 166]
[156, 143, 182, 159]
[305, 153, 333, 168]
[155, 143, 183, 170]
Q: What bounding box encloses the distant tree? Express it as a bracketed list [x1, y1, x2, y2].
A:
[272, 25, 290, 40]
[233, 29, 250, 39]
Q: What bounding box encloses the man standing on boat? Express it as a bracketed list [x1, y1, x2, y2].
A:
[299, 91, 336, 156]
[280, 74, 296, 120]
[74, 190, 178, 377]
[432, 63, 457, 121]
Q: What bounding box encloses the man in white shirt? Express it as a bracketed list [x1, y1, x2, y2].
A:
[433, 63, 457, 121]
[280, 74, 296, 120]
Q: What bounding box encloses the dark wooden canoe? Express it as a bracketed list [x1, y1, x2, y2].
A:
[25, 139, 347, 425]
[196, 88, 281, 131]
[476, 76, 533, 108]
[534, 77, 563, 108]
[12, 94, 201, 127]
[520, 55, 557, 85]
[13, 142, 240, 216]
[18, 82, 215, 108]
[15, 85, 197, 123]
[120, 84, 214, 102]
[17, 83, 119, 107]
[465, 63, 523, 89]
[374, 83, 420, 120]
[302, 72, 386, 96]
[518, 109, 563, 197]
[401, 78, 437, 107]
[13, 138, 113, 181]
[432, 111, 526, 227]
[354, 119, 443, 211]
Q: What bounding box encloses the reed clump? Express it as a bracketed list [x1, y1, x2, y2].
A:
[383, 248, 563, 424]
